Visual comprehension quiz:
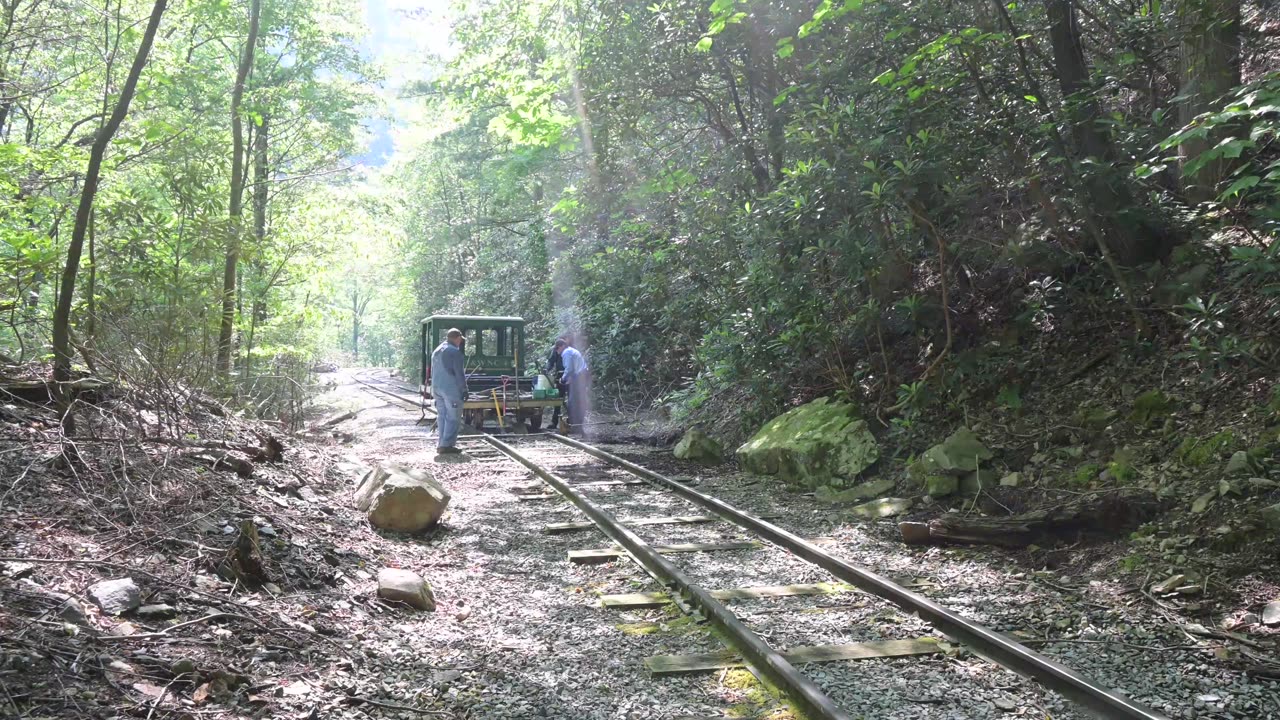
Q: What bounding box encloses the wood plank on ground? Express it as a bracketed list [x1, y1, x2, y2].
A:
[543, 513, 781, 534]
[600, 581, 856, 609]
[513, 478, 644, 494]
[645, 638, 940, 675]
[569, 541, 759, 564]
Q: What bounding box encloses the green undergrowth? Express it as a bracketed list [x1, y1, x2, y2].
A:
[1175, 431, 1236, 467]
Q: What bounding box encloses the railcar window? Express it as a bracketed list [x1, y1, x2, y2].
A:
[480, 328, 498, 356]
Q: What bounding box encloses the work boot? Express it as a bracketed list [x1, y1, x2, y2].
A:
[436, 446, 461, 455]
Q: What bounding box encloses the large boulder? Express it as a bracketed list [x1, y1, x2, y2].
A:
[354, 465, 451, 534]
[673, 428, 723, 464]
[736, 398, 878, 489]
[377, 568, 436, 611]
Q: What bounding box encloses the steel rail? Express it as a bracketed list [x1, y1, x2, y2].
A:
[548, 434, 1167, 720]
[482, 435, 853, 720]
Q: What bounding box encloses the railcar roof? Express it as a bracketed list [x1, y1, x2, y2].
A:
[421, 315, 524, 325]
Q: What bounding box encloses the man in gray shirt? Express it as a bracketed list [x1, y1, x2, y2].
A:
[431, 328, 466, 453]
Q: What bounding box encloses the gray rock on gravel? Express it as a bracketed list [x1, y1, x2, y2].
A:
[58, 598, 88, 625]
[1259, 502, 1280, 530]
[136, 604, 177, 619]
[673, 428, 723, 464]
[1225, 451, 1251, 475]
[377, 568, 436, 611]
[815, 478, 894, 504]
[1262, 600, 1280, 627]
[87, 577, 141, 616]
[850, 497, 913, 519]
[354, 465, 451, 534]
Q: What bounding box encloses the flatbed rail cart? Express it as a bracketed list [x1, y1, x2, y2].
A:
[420, 315, 563, 431]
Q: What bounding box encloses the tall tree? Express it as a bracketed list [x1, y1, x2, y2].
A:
[1043, 0, 1169, 265]
[1177, 0, 1242, 199]
[217, 0, 263, 380]
[50, 0, 168, 434]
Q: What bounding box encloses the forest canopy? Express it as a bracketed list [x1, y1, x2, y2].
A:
[2, 0, 1278, 435]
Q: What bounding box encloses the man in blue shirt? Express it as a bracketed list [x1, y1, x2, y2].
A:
[558, 337, 589, 434]
[430, 328, 466, 453]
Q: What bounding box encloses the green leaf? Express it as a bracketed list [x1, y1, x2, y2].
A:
[872, 70, 896, 86]
[1219, 175, 1261, 198]
[695, 36, 713, 52]
[1023, 95, 1038, 103]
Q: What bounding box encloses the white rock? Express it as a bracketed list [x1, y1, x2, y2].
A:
[354, 465, 451, 534]
[87, 578, 141, 616]
[377, 568, 436, 611]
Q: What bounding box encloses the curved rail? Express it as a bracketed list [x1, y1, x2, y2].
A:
[548, 434, 1167, 720]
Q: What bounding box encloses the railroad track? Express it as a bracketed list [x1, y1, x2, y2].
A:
[350, 368, 1168, 720]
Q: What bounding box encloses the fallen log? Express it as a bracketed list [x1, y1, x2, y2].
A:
[303, 409, 357, 433]
[900, 488, 1160, 547]
[182, 450, 254, 478]
[148, 435, 284, 462]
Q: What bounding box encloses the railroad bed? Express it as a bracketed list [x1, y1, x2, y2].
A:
[343, 368, 1272, 719]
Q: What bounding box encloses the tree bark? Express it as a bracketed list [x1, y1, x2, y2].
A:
[51, 0, 168, 435]
[1177, 0, 1241, 200]
[216, 0, 262, 381]
[244, 113, 268, 376]
[1045, 0, 1112, 162]
[1043, 0, 1170, 266]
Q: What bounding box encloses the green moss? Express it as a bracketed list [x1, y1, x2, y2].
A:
[1075, 405, 1118, 434]
[616, 615, 703, 637]
[1129, 391, 1174, 427]
[1071, 463, 1102, 486]
[1107, 447, 1138, 483]
[615, 622, 660, 636]
[736, 397, 878, 489]
[723, 669, 758, 691]
[1175, 431, 1236, 466]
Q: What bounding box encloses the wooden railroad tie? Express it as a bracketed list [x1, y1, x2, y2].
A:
[570, 537, 836, 563]
[568, 541, 760, 564]
[600, 581, 857, 609]
[512, 478, 647, 499]
[645, 638, 941, 675]
[542, 513, 782, 534]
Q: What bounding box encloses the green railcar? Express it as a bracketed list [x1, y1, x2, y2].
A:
[420, 315, 562, 431]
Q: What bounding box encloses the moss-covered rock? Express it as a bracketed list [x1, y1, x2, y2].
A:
[736, 398, 878, 489]
[925, 475, 958, 497]
[960, 468, 1000, 495]
[908, 426, 994, 480]
[673, 428, 723, 464]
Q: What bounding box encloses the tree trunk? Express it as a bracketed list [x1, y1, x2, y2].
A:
[244, 113, 269, 377]
[1045, 0, 1112, 162]
[1177, 0, 1241, 200]
[351, 282, 359, 361]
[51, 0, 168, 435]
[216, 0, 262, 381]
[1044, 0, 1170, 265]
